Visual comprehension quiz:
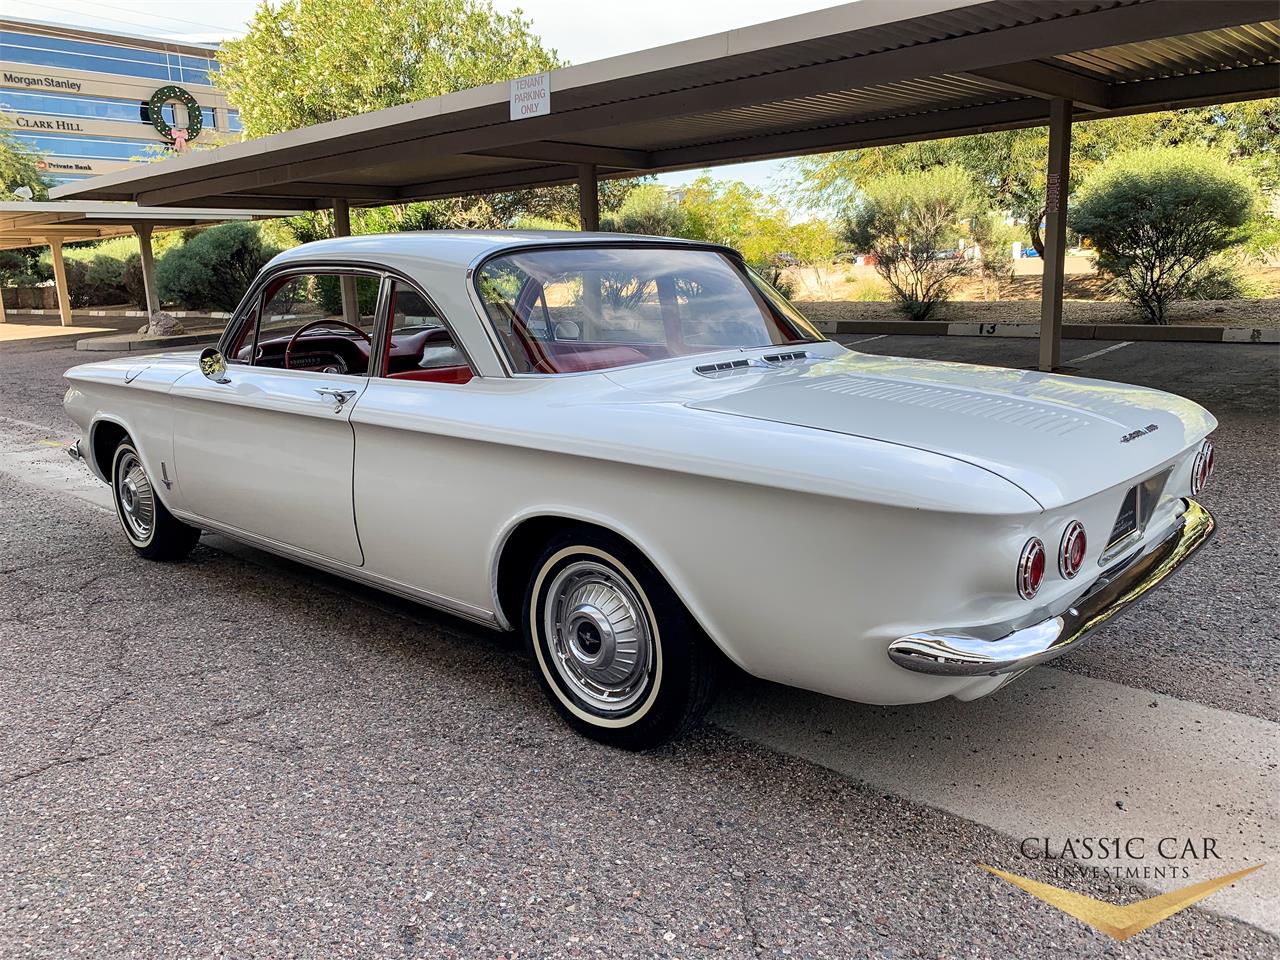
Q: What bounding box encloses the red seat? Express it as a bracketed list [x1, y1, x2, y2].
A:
[386, 365, 473, 385]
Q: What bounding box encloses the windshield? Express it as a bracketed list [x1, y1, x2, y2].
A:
[475, 245, 822, 374]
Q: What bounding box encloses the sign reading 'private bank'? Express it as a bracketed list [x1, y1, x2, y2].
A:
[2, 71, 83, 92]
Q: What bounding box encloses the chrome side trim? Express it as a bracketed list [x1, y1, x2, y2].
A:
[887, 499, 1215, 677]
[175, 511, 500, 628]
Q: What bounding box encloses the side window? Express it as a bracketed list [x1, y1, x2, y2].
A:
[382, 281, 473, 384]
[234, 271, 380, 375]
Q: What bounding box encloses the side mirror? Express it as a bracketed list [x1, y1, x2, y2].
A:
[199, 347, 230, 383]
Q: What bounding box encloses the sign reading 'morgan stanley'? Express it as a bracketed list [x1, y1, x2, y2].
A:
[1, 70, 83, 92]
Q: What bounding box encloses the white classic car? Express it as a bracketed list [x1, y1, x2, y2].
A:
[64, 232, 1217, 748]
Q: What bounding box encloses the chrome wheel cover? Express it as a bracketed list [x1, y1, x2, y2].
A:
[115, 450, 155, 543]
[543, 560, 654, 713]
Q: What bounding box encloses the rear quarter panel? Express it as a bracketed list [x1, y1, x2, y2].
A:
[350, 376, 1049, 705]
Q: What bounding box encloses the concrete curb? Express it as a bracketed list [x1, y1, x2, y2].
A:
[7, 309, 232, 320]
[813, 319, 1279, 343]
[76, 330, 223, 352]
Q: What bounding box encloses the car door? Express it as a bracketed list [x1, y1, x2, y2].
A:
[347, 278, 498, 615]
[168, 267, 384, 567]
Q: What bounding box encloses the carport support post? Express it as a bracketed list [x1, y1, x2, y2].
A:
[332, 199, 360, 324]
[134, 224, 160, 317]
[1038, 98, 1072, 372]
[577, 164, 599, 232]
[49, 240, 73, 327]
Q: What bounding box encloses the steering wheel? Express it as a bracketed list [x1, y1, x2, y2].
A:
[284, 318, 371, 370]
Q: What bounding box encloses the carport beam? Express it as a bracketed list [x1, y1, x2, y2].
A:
[578, 164, 599, 231]
[48, 239, 73, 327]
[1039, 98, 1072, 372]
[134, 224, 160, 316]
[332, 199, 360, 323]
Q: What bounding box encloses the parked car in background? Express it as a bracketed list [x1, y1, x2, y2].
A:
[64, 232, 1218, 748]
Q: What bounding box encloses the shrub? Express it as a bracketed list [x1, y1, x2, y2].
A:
[1181, 261, 1245, 301]
[601, 184, 687, 237]
[842, 165, 975, 321]
[122, 254, 148, 310]
[61, 259, 90, 308]
[0, 250, 35, 286]
[85, 255, 129, 306]
[1068, 147, 1255, 324]
[972, 214, 1019, 300]
[316, 273, 380, 316]
[155, 222, 278, 311]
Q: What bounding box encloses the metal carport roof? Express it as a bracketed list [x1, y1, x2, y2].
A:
[0, 202, 283, 251]
[0, 202, 291, 326]
[50, 0, 1279, 211]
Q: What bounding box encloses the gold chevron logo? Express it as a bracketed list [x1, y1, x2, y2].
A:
[979, 863, 1264, 941]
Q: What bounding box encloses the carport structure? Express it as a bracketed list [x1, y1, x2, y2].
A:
[52, 0, 1279, 370]
[0, 202, 288, 326]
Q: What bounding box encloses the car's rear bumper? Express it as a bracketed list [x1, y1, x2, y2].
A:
[886, 499, 1215, 677]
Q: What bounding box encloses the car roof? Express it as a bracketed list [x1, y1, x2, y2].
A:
[271, 230, 738, 269]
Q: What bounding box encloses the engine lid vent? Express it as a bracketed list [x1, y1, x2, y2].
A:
[762, 350, 809, 365]
[694, 358, 753, 378]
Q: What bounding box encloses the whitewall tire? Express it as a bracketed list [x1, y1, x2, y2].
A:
[110, 440, 200, 562]
[523, 529, 719, 749]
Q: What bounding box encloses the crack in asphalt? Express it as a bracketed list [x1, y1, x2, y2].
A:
[0, 692, 338, 789]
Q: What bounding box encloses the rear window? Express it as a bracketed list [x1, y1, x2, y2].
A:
[474, 245, 821, 374]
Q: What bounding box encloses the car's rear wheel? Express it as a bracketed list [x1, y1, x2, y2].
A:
[523, 529, 719, 749]
[110, 440, 200, 561]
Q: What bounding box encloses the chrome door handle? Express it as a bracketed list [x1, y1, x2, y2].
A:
[315, 387, 358, 410]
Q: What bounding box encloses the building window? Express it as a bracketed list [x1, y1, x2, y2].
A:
[16, 133, 162, 161]
[0, 88, 211, 129]
[0, 30, 218, 85]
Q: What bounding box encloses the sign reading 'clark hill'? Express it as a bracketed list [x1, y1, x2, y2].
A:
[12, 115, 83, 132]
[1, 71, 83, 92]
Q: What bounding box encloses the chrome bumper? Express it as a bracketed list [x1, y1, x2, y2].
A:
[887, 499, 1215, 677]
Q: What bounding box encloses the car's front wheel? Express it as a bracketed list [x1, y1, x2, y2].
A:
[110, 439, 200, 561]
[523, 530, 720, 749]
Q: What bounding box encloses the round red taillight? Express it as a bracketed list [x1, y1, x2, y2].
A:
[1059, 521, 1087, 579]
[1018, 538, 1046, 600]
[1191, 439, 1214, 495]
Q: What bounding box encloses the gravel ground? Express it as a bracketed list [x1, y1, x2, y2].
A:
[2, 473, 1276, 959]
[0, 336, 1276, 957]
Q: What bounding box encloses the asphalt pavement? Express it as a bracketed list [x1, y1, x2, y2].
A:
[0, 334, 1276, 958]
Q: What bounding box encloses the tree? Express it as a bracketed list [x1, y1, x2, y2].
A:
[790, 100, 1279, 256]
[600, 184, 688, 236]
[842, 165, 975, 321]
[1069, 147, 1255, 324]
[0, 125, 49, 200]
[216, 0, 623, 238]
[675, 175, 836, 272]
[217, 0, 561, 137]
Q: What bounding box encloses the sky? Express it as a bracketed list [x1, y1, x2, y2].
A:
[23, 0, 845, 208]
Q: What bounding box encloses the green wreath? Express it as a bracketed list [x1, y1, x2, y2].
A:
[149, 84, 203, 142]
